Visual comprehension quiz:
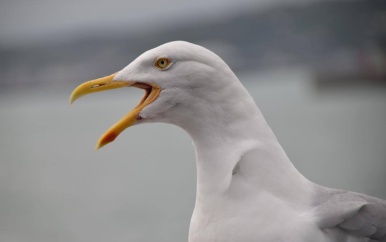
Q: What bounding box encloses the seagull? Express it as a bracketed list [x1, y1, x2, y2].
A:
[70, 41, 386, 242]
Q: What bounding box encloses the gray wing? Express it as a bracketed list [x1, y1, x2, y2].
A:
[314, 185, 386, 241]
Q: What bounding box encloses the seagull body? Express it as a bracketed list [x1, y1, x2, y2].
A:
[70, 41, 386, 242]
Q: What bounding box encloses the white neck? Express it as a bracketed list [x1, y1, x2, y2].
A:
[178, 85, 312, 211]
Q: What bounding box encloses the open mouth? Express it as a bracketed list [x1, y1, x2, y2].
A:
[132, 83, 155, 109]
[70, 74, 161, 149]
[89, 82, 155, 111]
[95, 81, 161, 149]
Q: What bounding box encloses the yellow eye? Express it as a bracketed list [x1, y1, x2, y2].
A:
[155, 57, 171, 69]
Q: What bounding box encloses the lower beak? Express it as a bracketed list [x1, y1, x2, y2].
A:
[70, 73, 161, 149]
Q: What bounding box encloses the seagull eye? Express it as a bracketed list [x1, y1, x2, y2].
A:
[155, 57, 171, 70]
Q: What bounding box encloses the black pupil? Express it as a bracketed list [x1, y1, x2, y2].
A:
[160, 60, 165, 65]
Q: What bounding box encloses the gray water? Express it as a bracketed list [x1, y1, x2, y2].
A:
[1, 68, 385, 242]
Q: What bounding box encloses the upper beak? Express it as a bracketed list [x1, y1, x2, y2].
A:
[70, 73, 161, 149]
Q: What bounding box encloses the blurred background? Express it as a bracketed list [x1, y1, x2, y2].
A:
[0, 0, 385, 241]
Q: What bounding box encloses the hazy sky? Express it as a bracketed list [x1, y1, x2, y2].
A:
[0, 0, 319, 48]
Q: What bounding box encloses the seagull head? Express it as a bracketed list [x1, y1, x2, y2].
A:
[70, 41, 254, 149]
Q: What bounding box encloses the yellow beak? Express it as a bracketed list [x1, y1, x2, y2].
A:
[70, 73, 161, 149]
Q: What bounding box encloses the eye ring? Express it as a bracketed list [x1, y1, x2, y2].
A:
[155, 57, 171, 70]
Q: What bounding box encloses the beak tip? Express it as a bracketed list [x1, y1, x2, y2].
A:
[96, 132, 118, 150]
[95, 139, 104, 150]
[69, 92, 79, 105]
[95, 142, 103, 150]
[69, 95, 76, 105]
[96, 142, 108, 150]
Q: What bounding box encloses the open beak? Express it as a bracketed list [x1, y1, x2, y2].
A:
[70, 73, 161, 149]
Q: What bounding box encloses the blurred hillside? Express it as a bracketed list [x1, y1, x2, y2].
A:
[1, 0, 385, 91]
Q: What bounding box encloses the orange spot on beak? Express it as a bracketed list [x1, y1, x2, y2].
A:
[97, 132, 118, 150]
